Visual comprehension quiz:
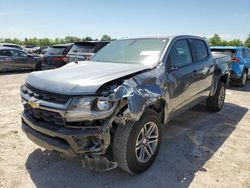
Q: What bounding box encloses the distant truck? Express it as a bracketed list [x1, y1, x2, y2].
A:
[21, 35, 229, 174]
[211, 46, 250, 86]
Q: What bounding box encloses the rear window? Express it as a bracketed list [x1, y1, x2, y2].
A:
[189, 39, 209, 61]
[45, 47, 66, 55]
[210, 49, 236, 57]
[69, 44, 95, 54]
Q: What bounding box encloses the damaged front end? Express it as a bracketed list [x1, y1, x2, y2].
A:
[21, 62, 168, 171]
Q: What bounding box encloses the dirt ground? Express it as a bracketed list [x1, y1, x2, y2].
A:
[0, 71, 250, 188]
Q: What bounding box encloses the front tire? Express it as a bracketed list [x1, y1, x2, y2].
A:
[206, 81, 226, 112]
[113, 109, 161, 174]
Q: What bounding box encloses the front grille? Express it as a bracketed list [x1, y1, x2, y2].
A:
[24, 104, 64, 126]
[23, 85, 71, 104]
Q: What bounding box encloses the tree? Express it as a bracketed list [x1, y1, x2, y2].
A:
[208, 34, 222, 46]
[245, 34, 250, 48]
[227, 39, 243, 46]
[101, 34, 112, 41]
[85, 36, 93, 41]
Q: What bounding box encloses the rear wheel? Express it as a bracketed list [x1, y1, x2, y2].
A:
[206, 81, 226, 112]
[239, 71, 247, 87]
[35, 62, 42, 71]
[113, 109, 161, 174]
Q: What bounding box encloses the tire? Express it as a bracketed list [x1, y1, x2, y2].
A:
[35, 62, 42, 71]
[113, 109, 161, 174]
[239, 71, 247, 87]
[206, 81, 226, 112]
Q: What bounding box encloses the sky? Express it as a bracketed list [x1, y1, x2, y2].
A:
[0, 0, 249, 41]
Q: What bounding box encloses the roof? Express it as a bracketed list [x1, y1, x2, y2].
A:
[120, 35, 206, 40]
[74, 41, 110, 45]
[52, 43, 73, 47]
[210, 46, 245, 50]
[0, 46, 18, 50]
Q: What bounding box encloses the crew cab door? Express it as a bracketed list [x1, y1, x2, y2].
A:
[188, 39, 214, 97]
[166, 39, 198, 115]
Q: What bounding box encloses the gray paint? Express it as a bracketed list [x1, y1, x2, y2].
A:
[26, 61, 150, 95]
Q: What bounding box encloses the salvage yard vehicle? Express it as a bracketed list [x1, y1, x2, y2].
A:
[0, 47, 42, 71]
[211, 46, 250, 86]
[0, 43, 23, 50]
[42, 43, 73, 70]
[20, 35, 230, 174]
[68, 41, 109, 62]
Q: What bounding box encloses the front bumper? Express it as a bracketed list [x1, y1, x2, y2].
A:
[22, 112, 109, 157]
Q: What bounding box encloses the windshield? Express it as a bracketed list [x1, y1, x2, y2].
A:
[91, 38, 169, 66]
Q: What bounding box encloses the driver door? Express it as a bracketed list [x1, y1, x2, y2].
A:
[166, 39, 197, 117]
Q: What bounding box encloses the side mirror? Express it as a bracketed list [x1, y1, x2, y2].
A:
[169, 66, 178, 72]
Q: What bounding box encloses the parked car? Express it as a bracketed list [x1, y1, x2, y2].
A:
[42, 43, 73, 70]
[21, 36, 229, 174]
[0, 43, 23, 50]
[68, 41, 109, 62]
[211, 46, 250, 86]
[0, 47, 42, 72]
[24, 45, 37, 53]
[33, 46, 49, 55]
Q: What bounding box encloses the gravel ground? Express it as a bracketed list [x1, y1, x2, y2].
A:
[0, 72, 249, 188]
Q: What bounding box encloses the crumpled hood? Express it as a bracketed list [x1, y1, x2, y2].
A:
[26, 61, 150, 95]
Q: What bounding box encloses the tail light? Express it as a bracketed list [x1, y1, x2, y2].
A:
[231, 57, 240, 63]
[52, 56, 69, 62]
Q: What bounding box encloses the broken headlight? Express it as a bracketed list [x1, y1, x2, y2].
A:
[65, 97, 117, 122]
[96, 99, 114, 111]
[68, 97, 93, 111]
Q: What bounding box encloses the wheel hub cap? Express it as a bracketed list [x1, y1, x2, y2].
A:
[135, 122, 159, 163]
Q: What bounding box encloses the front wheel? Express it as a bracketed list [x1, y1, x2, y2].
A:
[113, 109, 161, 174]
[206, 81, 226, 112]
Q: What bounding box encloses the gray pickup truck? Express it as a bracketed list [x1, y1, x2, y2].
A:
[20, 35, 230, 174]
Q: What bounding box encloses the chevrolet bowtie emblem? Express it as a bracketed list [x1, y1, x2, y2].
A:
[28, 100, 40, 108]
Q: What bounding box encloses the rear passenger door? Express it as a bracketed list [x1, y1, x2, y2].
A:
[166, 39, 197, 114]
[188, 39, 214, 97]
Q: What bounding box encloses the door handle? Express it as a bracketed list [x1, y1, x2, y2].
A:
[191, 70, 197, 77]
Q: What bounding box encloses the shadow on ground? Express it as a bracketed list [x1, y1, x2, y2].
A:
[229, 80, 250, 92]
[25, 102, 248, 188]
[0, 70, 32, 76]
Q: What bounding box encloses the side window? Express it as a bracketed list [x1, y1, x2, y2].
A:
[167, 39, 192, 69]
[189, 39, 209, 62]
[243, 49, 250, 58]
[10, 50, 27, 57]
[0, 50, 12, 56]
